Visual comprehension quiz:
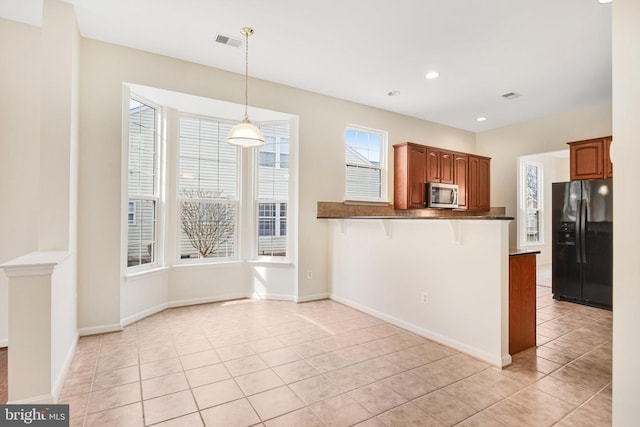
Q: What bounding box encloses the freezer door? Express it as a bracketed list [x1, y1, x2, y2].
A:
[552, 181, 582, 300]
[581, 179, 613, 308]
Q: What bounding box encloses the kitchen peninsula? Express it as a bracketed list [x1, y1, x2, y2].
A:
[319, 201, 515, 367]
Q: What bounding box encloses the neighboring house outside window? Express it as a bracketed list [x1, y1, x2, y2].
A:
[127, 98, 158, 268]
[521, 160, 543, 245]
[345, 125, 387, 202]
[178, 115, 239, 260]
[257, 122, 289, 257]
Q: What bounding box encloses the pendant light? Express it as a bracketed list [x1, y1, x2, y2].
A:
[227, 27, 265, 147]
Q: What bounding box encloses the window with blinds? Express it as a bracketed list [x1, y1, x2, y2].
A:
[520, 160, 543, 245]
[345, 125, 387, 202]
[178, 115, 239, 260]
[257, 122, 289, 257]
[127, 99, 158, 268]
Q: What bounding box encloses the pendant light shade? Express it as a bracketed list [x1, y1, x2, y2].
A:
[227, 27, 265, 147]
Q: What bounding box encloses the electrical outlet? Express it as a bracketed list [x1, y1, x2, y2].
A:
[307, 270, 313, 279]
[421, 291, 429, 304]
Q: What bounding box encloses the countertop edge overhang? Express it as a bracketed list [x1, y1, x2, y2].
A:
[317, 201, 512, 221]
[317, 215, 514, 220]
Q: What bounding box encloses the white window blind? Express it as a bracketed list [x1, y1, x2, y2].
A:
[257, 122, 289, 257]
[127, 98, 158, 268]
[178, 115, 239, 260]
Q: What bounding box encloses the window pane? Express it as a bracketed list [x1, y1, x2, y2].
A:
[345, 164, 381, 200]
[526, 211, 540, 243]
[127, 98, 157, 268]
[257, 122, 289, 257]
[345, 127, 386, 201]
[127, 199, 156, 267]
[179, 201, 237, 259]
[178, 116, 239, 260]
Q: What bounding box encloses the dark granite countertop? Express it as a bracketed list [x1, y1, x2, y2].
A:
[317, 201, 513, 220]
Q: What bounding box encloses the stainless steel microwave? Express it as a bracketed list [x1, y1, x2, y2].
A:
[427, 182, 459, 208]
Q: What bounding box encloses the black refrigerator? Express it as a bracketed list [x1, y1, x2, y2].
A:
[552, 179, 613, 309]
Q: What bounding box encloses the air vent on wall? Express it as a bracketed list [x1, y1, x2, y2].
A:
[501, 92, 522, 100]
[215, 33, 243, 47]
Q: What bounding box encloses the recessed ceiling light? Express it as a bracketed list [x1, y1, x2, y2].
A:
[425, 71, 440, 80]
[476, 117, 487, 122]
[387, 91, 401, 97]
[598, 0, 612, 4]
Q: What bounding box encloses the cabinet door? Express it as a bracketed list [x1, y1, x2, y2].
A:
[408, 145, 427, 208]
[605, 137, 613, 178]
[426, 149, 440, 183]
[468, 155, 490, 211]
[569, 140, 604, 180]
[509, 254, 537, 354]
[478, 157, 490, 210]
[454, 154, 468, 209]
[440, 151, 455, 184]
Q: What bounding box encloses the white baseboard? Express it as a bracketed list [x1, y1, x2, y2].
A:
[121, 303, 169, 327]
[0, 338, 7, 348]
[52, 333, 78, 402]
[78, 323, 123, 337]
[250, 292, 295, 302]
[8, 393, 54, 404]
[330, 293, 508, 368]
[168, 293, 248, 308]
[296, 293, 329, 303]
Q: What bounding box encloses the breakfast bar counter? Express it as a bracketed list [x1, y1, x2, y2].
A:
[320, 202, 515, 367]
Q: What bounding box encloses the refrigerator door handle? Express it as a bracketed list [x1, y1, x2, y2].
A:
[575, 200, 583, 264]
[581, 197, 588, 264]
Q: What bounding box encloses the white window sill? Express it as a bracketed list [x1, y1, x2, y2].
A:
[171, 259, 244, 270]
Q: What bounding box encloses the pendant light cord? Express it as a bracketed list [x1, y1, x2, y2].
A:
[244, 29, 250, 121]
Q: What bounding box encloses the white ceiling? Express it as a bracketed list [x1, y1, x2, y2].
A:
[1, 0, 612, 132]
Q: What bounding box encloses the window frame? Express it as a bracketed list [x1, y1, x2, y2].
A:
[519, 159, 544, 246]
[176, 113, 241, 263]
[255, 121, 291, 260]
[125, 96, 161, 271]
[344, 124, 388, 203]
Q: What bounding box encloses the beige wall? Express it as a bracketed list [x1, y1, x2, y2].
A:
[612, 0, 640, 423]
[476, 102, 612, 249]
[0, 18, 42, 345]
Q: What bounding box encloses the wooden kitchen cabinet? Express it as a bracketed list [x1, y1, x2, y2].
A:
[568, 136, 613, 180]
[509, 252, 537, 355]
[394, 142, 490, 210]
[468, 155, 490, 211]
[454, 154, 468, 209]
[426, 148, 455, 184]
[394, 143, 427, 209]
[605, 137, 613, 178]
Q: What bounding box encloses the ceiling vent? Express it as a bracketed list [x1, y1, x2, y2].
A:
[215, 33, 242, 48]
[501, 92, 522, 100]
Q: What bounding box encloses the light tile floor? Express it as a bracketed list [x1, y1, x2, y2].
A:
[58, 287, 612, 426]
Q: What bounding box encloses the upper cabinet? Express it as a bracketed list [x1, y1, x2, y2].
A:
[468, 155, 491, 211]
[394, 143, 427, 209]
[568, 136, 613, 180]
[426, 148, 455, 184]
[394, 142, 490, 211]
[454, 154, 469, 210]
